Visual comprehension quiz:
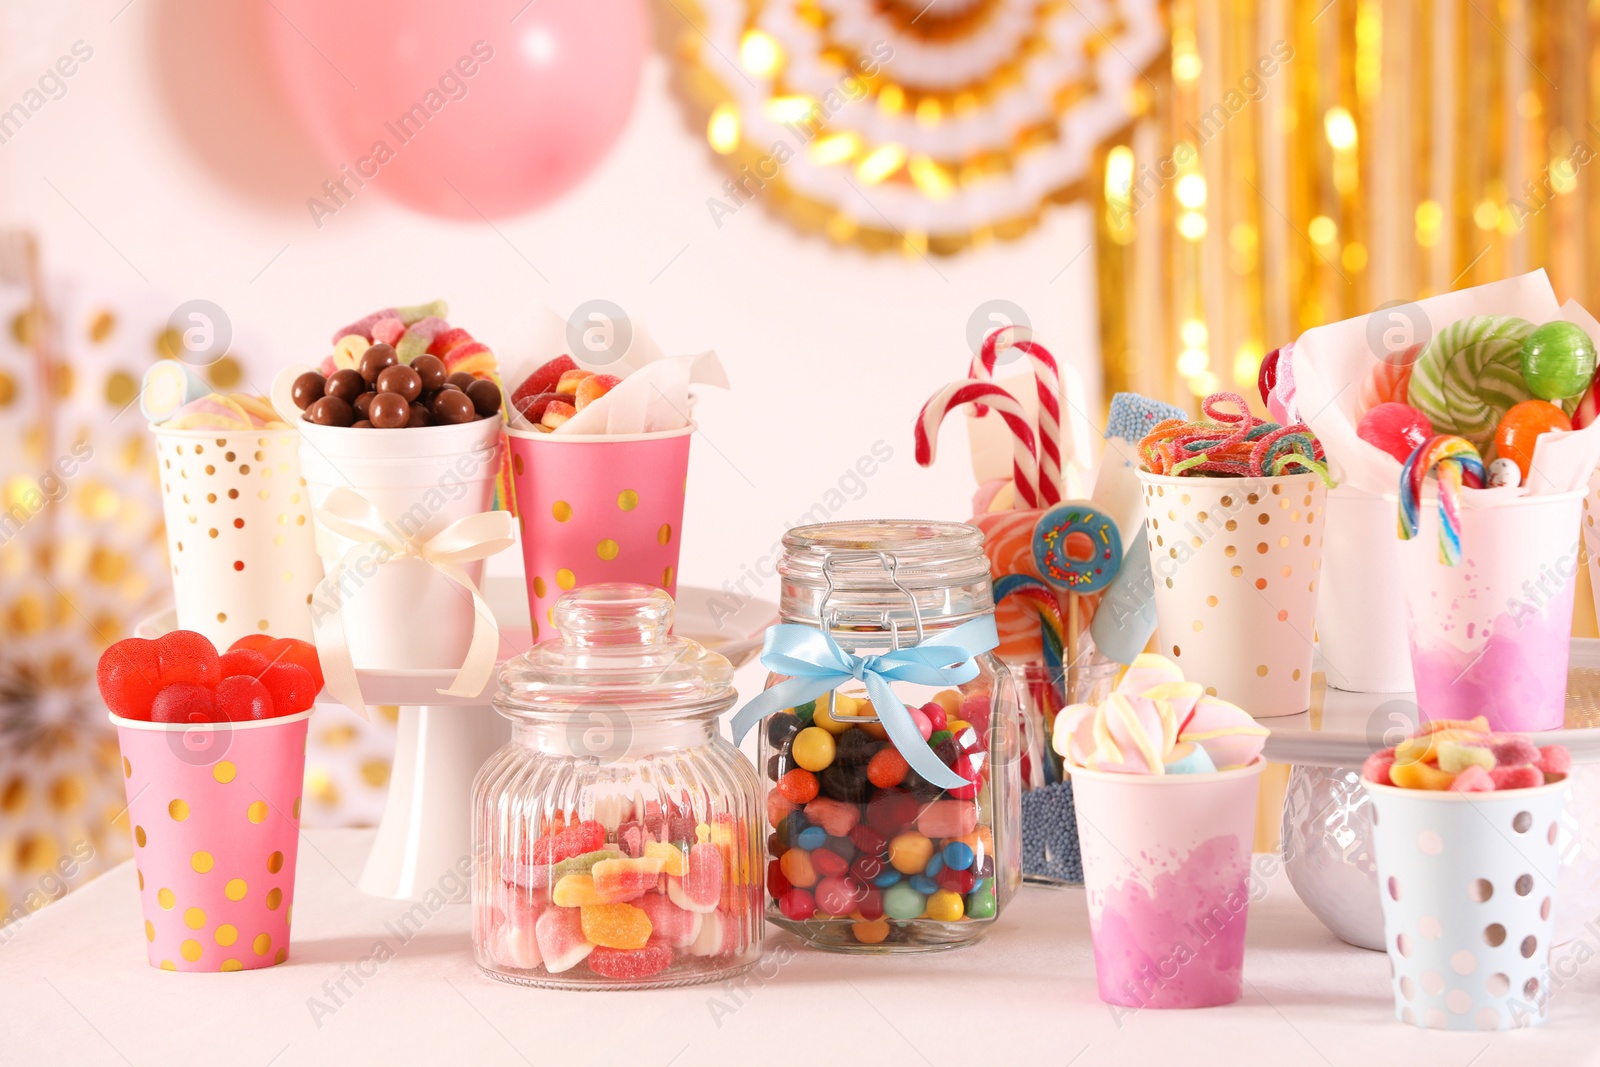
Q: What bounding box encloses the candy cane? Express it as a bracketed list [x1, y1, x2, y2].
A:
[916, 380, 1039, 509]
[968, 326, 1064, 505]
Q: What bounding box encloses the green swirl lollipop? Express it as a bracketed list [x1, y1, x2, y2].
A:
[1407, 315, 1569, 457]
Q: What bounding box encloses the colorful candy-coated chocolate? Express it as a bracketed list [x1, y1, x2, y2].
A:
[796, 826, 827, 850]
[909, 874, 939, 894]
[1494, 399, 1571, 482]
[791, 727, 836, 771]
[1520, 320, 1598, 400]
[778, 768, 820, 805]
[881, 882, 926, 920]
[803, 796, 859, 837]
[850, 918, 890, 944]
[965, 883, 997, 919]
[1356, 402, 1433, 463]
[811, 848, 849, 878]
[941, 841, 975, 871]
[779, 888, 816, 920]
[888, 832, 934, 874]
[925, 888, 965, 922]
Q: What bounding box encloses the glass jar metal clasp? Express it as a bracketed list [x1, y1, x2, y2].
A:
[814, 551, 925, 724]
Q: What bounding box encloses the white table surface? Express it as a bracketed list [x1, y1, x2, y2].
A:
[2, 830, 1597, 1066]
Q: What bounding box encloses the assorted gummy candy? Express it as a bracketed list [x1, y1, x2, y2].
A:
[764, 688, 1001, 946]
[478, 800, 758, 986]
[96, 630, 323, 723]
[1362, 717, 1570, 792]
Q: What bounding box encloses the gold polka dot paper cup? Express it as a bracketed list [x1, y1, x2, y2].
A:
[1138, 470, 1327, 717]
[113, 709, 310, 972]
[154, 427, 322, 648]
[507, 425, 690, 638]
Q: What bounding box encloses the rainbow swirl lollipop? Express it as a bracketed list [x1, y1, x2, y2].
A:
[1397, 434, 1485, 565]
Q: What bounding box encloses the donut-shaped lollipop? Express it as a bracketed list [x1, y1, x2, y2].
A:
[1032, 502, 1122, 593]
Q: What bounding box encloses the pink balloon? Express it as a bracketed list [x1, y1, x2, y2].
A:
[264, 0, 647, 219]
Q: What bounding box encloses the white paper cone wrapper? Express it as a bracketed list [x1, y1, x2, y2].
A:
[1395, 488, 1582, 732]
[296, 419, 503, 670]
[1582, 469, 1600, 632]
[154, 427, 320, 647]
[1140, 470, 1327, 717]
[1365, 778, 1568, 1030]
[1317, 486, 1414, 692]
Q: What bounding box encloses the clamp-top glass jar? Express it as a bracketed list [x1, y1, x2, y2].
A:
[472, 584, 763, 989]
[755, 521, 1020, 951]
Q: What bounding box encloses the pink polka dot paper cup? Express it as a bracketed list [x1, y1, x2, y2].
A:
[113, 709, 310, 972]
[507, 425, 691, 637]
[1070, 760, 1266, 1009]
[1364, 776, 1568, 1030]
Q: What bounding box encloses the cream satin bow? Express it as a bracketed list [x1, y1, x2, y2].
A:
[311, 486, 517, 716]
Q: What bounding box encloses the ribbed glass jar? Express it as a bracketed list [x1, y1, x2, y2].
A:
[472, 584, 763, 989]
[758, 521, 1020, 952]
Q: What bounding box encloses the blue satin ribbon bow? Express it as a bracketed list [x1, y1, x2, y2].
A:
[729, 616, 1000, 790]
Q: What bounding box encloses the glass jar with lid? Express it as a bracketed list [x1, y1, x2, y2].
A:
[472, 583, 763, 989]
[741, 521, 1020, 952]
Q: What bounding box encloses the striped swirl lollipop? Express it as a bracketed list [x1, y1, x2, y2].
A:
[1406, 316, 1546, 458]
[1397, 434, 1485, 566]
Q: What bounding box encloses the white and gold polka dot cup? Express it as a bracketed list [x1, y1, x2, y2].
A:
[1364, 775, 1568, 1029]
[154, 427, 321, 649]
[507, 426, 691, 639]
[296, 418, 504, 671]
[113, 709, 310, 972]
[1139, 470, 1327, 717]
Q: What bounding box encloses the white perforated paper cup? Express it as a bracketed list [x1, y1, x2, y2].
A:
[1316, 485, 1413, 692]
[296, 418, 503, 670]
[154, 427, 320, 648]
[1139, 470, 1327, 717]
[1365, 777, 1568, 1030]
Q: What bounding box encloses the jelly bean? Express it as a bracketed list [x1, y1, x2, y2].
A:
[534, 907, 593, 973]
[779, 888, 817, 920]
[908, 707, 933, 740]
[851, 918, 890, 944]
[819, 764, 872, 803]
[865, 790, 920, 836]
[591, 857, 665, 903]
[854, 887, 884, 921]
[965, 884, 997, 919]
[782, 812, 811, 846]
[777, 768, 819, 805]
[850, 854, 884, 884]
[917, 800, 979, 839]
[767, 859, 791, 900]
[931, 690, 963, 717]
[792, 727, 836, 771]
[811, 848, 849, 879]
[946, 755, 983, 801]
[926, 889, 965, 922]
[848, 825, 888, 859]
[928, 729, 953, 747]
[793, 699, 816, 726]
[835, 728, 879, 765]
[925, 854, 944, 878]
[642, 840, 688, 878]
[803, 797, 860, 837]
[766, 753, 786, 783]
[873, 869, 902, 888]
[580, 902, 652, 950]
[779, 848, 818, 888]
[921, 701, 948, 732]
[942, 841, 975, 871]
[766, 788, 797, 828]
[766, 712, 802, 748]
[811, 697, 854, 735]
[936, 868, 976, 895]
[797, 826, 828, 850]
[888, 832, 934, 874]
[909, 874, 939, 894]
[956, 825, 995, 859]
[882, 882, 927, 920]
[586, 944, 674, 981]
[815, 875, 866, 916]
[552, 874, 608, 907]
[866, 748, 909, 789]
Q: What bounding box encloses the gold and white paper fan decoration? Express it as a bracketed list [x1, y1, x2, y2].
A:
[668, 0, 1167, 253]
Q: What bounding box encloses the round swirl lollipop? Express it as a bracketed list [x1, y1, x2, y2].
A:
[1406, 315, 1539, 457]
[1520, 320, 1598, 401]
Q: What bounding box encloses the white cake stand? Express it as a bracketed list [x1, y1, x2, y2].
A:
[137, 578, 775, 902]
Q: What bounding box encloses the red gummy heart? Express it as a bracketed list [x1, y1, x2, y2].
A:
[151, 683, 218, 724]
[97, 637, 162, 720]
[263, 637, 324, 691]
[219, 648, 270, 679]
[260, 662, 316, 715]
[156, 630, 220, 689]
[216, 675, 275, 722]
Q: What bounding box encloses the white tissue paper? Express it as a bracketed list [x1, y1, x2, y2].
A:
[505, 306, 729, 436]
[1290, 269, 1600, 499]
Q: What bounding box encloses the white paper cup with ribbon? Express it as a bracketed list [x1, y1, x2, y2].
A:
[292, 412, 512, 709]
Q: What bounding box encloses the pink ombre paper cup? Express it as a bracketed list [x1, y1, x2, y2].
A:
[1396, 488, 1582, 732]
[507, 425, 691, 637]
[114, 710, 309, 972]
[1071, 760, 1265, 1009]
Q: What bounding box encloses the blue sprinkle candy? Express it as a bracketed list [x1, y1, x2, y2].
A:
[942, 841, 975, 871]
[873, 869, 902, 888]
[1019, 781, 1083, 885]
[909, 874, 939, 894]
[797, 826, 827, 850]
[1105, 393, 1187, 445]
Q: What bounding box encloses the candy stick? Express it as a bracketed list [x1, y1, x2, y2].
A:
[916, 380, 1039, 509]
[968, 327, 1065, 505]
[1397, 434, 1485, 566]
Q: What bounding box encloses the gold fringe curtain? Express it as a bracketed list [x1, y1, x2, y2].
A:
[1096, 0, 1600, 409]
